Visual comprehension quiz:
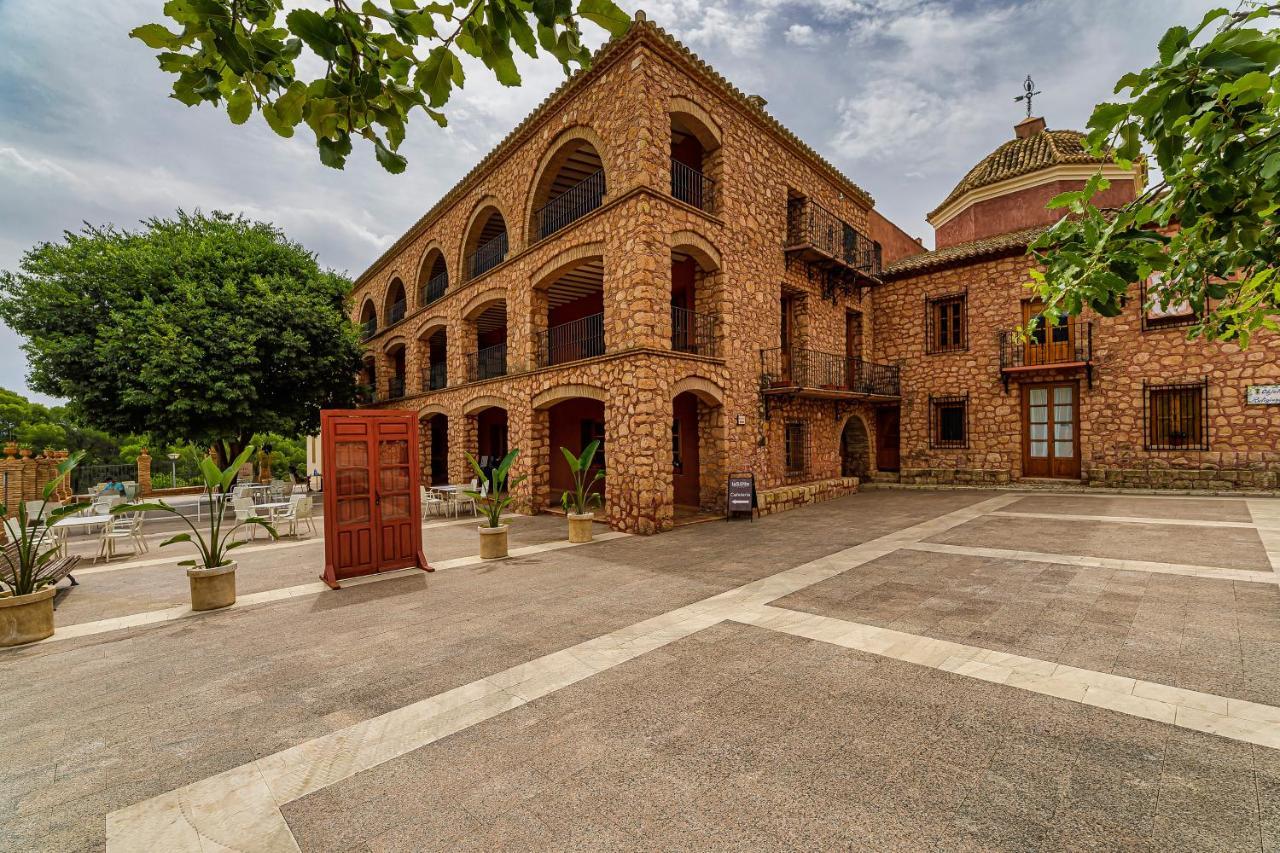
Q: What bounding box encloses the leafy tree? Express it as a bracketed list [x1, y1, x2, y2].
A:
[1030, 4, 1280, 344]
[132, 0, 631, 174]
[0, 211, 364, 466]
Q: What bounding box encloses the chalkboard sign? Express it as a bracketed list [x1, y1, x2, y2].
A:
[726, 473, 757, 521]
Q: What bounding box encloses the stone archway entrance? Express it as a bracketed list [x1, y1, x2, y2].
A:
[420, 412, 449, 485]
[841, 415, 872, 478]
[671, 381, 726, 520]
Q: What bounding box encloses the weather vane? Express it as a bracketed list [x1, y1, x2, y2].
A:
[1014, 75, 1041, 119]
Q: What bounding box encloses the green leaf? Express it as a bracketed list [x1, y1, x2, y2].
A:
[227, 84, 254, 124]
[374, 138, 408, 174]
[131, 23, 181, 49]
[577, 0, 631, 37]
[317, 132, 352, 168]
[417, 46, 457, 107]
[285, 8, 344, 61]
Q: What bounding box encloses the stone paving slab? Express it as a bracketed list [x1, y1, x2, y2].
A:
[926, 514, 1273, 571]
[1003, 494, 1255, 523]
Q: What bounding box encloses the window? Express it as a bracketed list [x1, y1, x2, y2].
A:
[1145, 381, 1208, 450]
[784, 421, 809, 479]
[1141, 273, 1198, 331]
[925, 293, 967, 354]
[672, 419, 683, 472]
[930, 395, 969, 449]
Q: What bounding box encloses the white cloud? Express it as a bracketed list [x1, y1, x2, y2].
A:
[784, 23, 823, 46]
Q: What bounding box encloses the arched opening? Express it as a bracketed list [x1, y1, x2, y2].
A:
[672, 385, 726, 520]
[531, 138, 606, 242]
[671, 243, 722, 357]
[463, 207, 509, 281]
[535, 257, 605, 367]
[359, 355, 377, 403]
[359, 300, 378, 340]
[385, 278, 407, 326]
[544, 396, 605, 509]
[420, 412, 449, 485]
[465, 299, 508, 382]
[386, 342, 407, 399]
[420, 327, 447, 392]
[841, 415, 872, 478]
[670, 110, 721, 213]
[468, 405, 510, 481]
[418, 250, 448, 307]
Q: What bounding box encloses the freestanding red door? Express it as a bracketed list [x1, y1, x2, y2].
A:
[321, 409, 429, 588]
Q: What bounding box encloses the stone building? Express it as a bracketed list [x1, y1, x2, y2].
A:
[349, 14, 1280, 534]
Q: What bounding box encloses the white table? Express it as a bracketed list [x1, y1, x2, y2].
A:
[51, 514, 115, 554]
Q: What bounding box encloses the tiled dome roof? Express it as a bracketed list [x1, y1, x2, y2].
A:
[928, 127, 1106, 220]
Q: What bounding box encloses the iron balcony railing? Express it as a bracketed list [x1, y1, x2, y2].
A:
[423, 361, 446, 391]
[468, 231, 509, 279]
[785, 198, 882, 276]
[537, 312, 605, 368]
[671, 159, 715, 213]
[421, 271, 448, 306]
[999, 321, 1092, 370]
[466, 343, 507, 382]
[535, 169, 606, 240]
[360, 318, 377, 340]
[760, 347, 900, 397]
[671, 306, 717, 357]
[387, 376, 406, 400]
[388, 299, 406, 325]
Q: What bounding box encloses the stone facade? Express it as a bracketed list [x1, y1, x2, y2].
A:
[0, 444, 72, 524]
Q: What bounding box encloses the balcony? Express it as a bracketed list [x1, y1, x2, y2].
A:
[785, 198, 882, 279]
[468, 232, 508, 279]
[466, 343, 508, 382]
[671, 159, 715, 213]
[537, 313, 605, 368]
[388, 299, 406, 326]
[387, 376, 406, 400]
[671, 307, 717, 357]
[423, 362, 446, 391]
[360, 318, 377, 340]
[999, 321, 1092, 390]
[760, 347, 900, 400]
[535, 170, 605, 241]
[421, 271, 447, 307]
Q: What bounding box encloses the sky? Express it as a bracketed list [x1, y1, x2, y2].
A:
[0, 0, 1220, 405]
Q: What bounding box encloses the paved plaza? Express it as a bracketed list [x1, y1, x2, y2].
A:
[4, 488, 1280, 851]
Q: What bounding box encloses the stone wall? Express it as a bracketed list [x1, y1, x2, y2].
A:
[0, 444, 73, 522]
[757, 476, 859, 516]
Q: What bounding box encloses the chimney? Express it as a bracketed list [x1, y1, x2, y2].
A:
[746, 94, 768, 109]
[1015, 116, 1046, 139]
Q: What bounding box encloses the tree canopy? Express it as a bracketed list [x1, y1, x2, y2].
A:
[132, 0, 631, 174]
[0, 211, 364, 464]
[1030, 4, 1280, 345]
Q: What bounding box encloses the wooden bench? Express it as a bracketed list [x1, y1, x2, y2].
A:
[0, 539, 81, 599]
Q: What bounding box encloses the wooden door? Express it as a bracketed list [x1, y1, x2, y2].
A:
[374, 417, 417, 569]
[1022, 382, 1080, 479]
[327, 417, 378, 579]
[1023, 301, 1074, 366]
[875, 407, 900, 472]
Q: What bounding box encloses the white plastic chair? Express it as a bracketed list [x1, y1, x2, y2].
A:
[233, 498, 264, 541]
[420, 486, 445, 520]
[95, 513, 146, 563]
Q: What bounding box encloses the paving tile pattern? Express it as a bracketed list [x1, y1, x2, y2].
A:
[1004, 495, 1256, 523]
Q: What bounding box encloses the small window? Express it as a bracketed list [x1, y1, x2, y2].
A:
[784, 421, 809, 479]
[926, 293, 967, 354]
[672, 419, 683, 472]
[930, 395, 969, 449]
[1141, 273, 1198, 331]
[1145, 381, 1208, 450]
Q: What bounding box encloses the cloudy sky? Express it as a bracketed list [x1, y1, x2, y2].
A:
[0, 0, 1218, 404]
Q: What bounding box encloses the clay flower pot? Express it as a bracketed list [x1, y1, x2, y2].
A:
[479, 525, 509, 559]
[187, 561, 237, 611]
[0, 586, 56, 647]
[567, 512, 595, 543]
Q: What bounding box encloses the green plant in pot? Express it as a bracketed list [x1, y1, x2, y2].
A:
[559, 440, 603, 543]
[115, 445, 277, 611]
[465, 449, 525, 560]
[0, 451, 87, 646]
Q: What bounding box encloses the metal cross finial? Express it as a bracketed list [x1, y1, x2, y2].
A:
[1014, 74, 1041, 119]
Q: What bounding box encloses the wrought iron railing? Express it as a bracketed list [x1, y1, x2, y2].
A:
[537, 312, 605, 367]
[468, 231, 509, 279]
[422, 362, 446, 391]
[421, 271, 448, 306]
[671, 159, 715, 213]
[360, 318, 377, 340]
[760, 347, 900, 397]
[999, 321, 1092, 370]
[387, 376, 406, 400]
[466, 344, 507, 382]
[671, 306, 717, 357]
[535, 169, 606, 240]
[388, 299, 406, 325]
[785, 198, 882, 276]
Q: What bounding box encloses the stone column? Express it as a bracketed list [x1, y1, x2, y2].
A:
[506, 400, 537, 515]
[605, 360, 672, 533]
[604, 199, 666, 352]
[136, 449, 153, 496]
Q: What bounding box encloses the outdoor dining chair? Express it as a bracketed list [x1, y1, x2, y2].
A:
[94, 513, 146, 563]
[232, 498, 265, 542]
[420, 486, 445, 520]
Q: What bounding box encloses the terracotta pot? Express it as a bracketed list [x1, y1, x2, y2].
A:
[567, 512, 595, 543]
[187, 561, 237, 611]
[479, 525, 509, 559]
[0, 586, 55, 647]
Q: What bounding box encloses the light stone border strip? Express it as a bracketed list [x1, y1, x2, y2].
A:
[1247, 499, 1280, 573]
[987, 510, 1259, 529]
[904, 541, 1280, 585]
[730, 605, 1280, 751]
[24, 532, 631, 648]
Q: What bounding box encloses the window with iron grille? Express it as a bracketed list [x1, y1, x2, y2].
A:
[1144, 380, 1209, 450]
[784, 421, 810, 478]
[930, 395, 969, 449]
[925, 293, 967, 354]
[1140, 274, 1199, 331]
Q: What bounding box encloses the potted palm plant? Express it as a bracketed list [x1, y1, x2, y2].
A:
[559, 440, 604, 543]
[465, 449, 525, 559]
[115, 445, 277, 611]
[0, 452, 87, 647]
